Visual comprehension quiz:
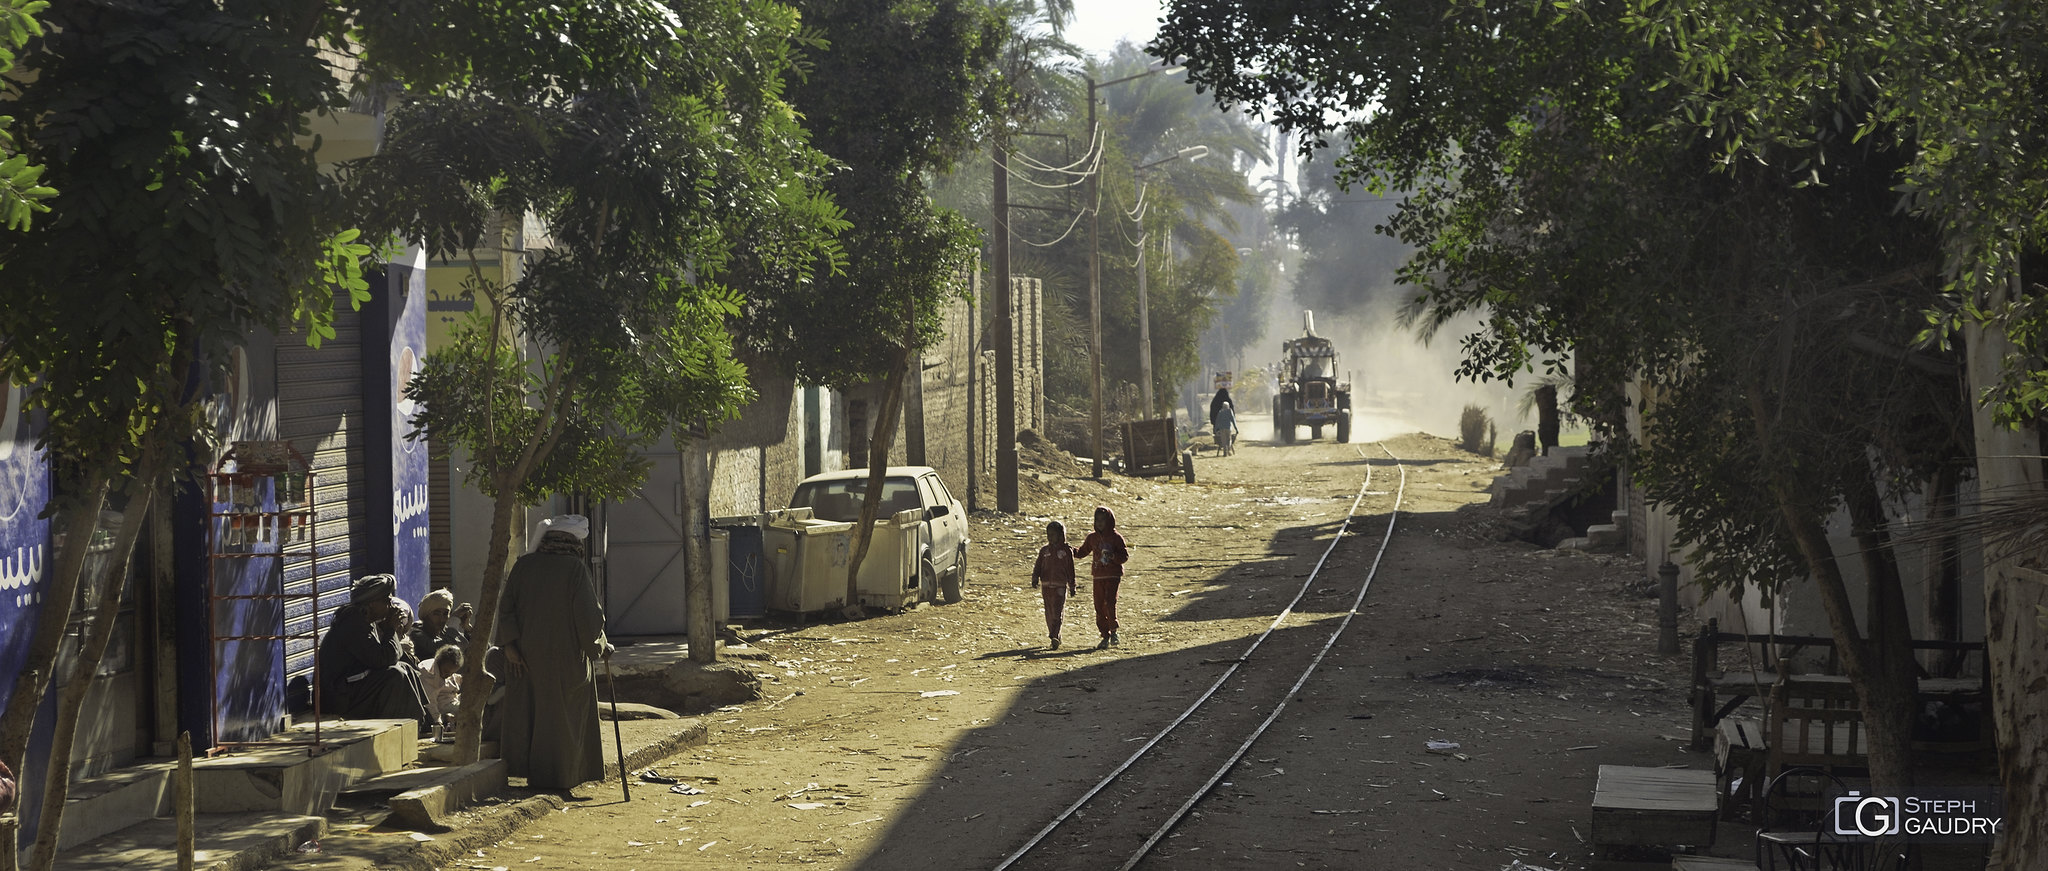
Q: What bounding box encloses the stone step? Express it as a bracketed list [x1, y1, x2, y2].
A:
[1584, 523, 1626, 552]
[50, 759, 176, 852]
[194, 719, 416, 815]
[52, 811, 324, 871]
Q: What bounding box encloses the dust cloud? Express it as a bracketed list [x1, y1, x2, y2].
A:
[1231, 289, 1527, 450]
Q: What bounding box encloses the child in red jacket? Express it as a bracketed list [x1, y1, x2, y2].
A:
[1030, 521, 1079, 649]
[1074, 506, 1130, 649]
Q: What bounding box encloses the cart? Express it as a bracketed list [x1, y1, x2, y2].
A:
[1118, 418, 1194, 483]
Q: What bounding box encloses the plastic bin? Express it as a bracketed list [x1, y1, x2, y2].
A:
[711, 515, 766, 618]
[855, 508, 924, 610]
[709, 528, 731, 624]
[763, 508, 853, 615]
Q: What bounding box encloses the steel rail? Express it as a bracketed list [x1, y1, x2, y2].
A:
[1114, 444, 1405, 870]
[992, 443, 1406, 871]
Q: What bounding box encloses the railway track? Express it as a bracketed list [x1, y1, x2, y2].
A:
[993, 444, 1410, 871]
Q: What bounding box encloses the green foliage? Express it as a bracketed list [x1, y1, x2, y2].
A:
[0, 0, 51, 231]
[347, 0, 845, 497]
[741, 0, 1002, 387]
[0, 0, 358, 502]
[1625, 0, 2048, 427]
[999, 45, 1265, 415]
[1153, 0, 1967, 599]
[1457, 404, 1492, 456]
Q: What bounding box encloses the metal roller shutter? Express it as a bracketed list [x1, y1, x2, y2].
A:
[275, 291, 364, 702]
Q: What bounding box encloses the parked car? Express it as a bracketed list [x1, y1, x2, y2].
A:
[788, 466, 969, 603]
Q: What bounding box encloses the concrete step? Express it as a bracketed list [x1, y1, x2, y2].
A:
[1584, 523, 1626, 552]
[52, 811, 324, 871]
[50, 759, 177, 851]
[194, 719, 417, 815]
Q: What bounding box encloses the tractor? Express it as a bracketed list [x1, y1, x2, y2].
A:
[1272, 311, 1351, 443]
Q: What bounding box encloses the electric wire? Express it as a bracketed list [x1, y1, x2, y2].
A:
[990, 443, 1405, 871]
[1008, 125, 1105, 176]
[997, 206, 1088, 249]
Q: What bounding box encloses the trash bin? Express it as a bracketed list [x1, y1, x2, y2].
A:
[763, 508, 853, 615]
[709, 528, 731, 624]
[855, 507, 923, 610]
[712, 515, 767, 619]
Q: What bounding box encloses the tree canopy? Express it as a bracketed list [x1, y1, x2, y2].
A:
[741, 0, 1003, 388]
[341, 0, 848, 761]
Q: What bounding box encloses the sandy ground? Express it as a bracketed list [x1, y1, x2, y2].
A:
[346, 413, 1719, 871]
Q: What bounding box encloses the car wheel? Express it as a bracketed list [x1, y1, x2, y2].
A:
[919, 553, 939, 604]
[940, 546, 965, 604]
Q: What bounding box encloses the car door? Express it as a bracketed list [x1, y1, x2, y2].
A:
[916, 473, 963, 574]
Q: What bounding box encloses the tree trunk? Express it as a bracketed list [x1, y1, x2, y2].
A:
[450, 373, 577, 764]
[1843, 468, 1924, 796]
[1773, 495, 1918, 796]
[0, 472, 108, 871]
[450, 475, 521, 765]
[28, 481, 155, 871]
[841, 343, 912, 619]
[1966, 272, 2047, 869]
[1922, 465, 1961, 677]
[681, 433, 715, 664]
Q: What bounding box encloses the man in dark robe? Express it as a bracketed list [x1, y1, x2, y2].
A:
[1209, 386, 1234, 433]
[318, 574, 431, 724]
[498, 514, 612, 791]
[411, 587, 471, 653]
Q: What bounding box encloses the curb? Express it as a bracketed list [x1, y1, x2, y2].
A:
[605, 718, 711, 782]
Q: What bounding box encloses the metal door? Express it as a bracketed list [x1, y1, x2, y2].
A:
[277, 292, 362, 713]
[604, 449, 689, 635]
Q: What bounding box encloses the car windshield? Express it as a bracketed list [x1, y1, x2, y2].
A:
[791, 477, 921, 523]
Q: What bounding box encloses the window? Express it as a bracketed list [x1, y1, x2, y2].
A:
[791, 477, 920, 523]
[847, 400, 868, 468]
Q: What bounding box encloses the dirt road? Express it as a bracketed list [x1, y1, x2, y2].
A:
[413, 422, 1693, 870]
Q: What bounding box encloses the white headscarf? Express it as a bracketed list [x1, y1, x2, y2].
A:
[533, 514, 591, 550]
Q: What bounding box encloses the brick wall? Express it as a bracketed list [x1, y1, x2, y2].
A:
[916, 282, 977, 504]
[969, 275, 1045, 509]
[706, 359, 804, 516]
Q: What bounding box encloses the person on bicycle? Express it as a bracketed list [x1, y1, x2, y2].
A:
[1214, 400, 1237, 455]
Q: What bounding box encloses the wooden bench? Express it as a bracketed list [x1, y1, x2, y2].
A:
[1687, 618, 1987, 750]
[1705, 676, 1873, 825]
[1590, 764, 1718, 851]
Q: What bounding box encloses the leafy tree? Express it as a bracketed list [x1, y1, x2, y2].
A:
[1154, 0, 1967, 803]
[1003, 46, 1261, 420]
[1629, 0, 2048, 856]
[0, 0, 51, 230]
[742, 0, 1000, 615]
[1279, 147, 1409, 326]
[0, 1, 368, 865]
[345, 0, 846, 762]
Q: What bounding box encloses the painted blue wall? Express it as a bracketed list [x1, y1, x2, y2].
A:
[175, 336, 282, 749]
[362, 251, 431, 607]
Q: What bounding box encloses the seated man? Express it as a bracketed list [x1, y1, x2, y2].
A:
[319, 574, 430, 724]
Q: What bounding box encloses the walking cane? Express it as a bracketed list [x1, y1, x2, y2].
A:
[604, 654, 630, 801]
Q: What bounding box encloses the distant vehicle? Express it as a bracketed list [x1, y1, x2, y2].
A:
[788, 466, 969, 603]
[1272, 311, 1352, 443]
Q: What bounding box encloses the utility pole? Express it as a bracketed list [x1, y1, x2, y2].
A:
[1136, 234, 1154, 416]
[1085, 63, 1187, 469]
[992, 138, 1019, 512]
[1086, 76, 1105, 478]
[1130, 145, 1206, 419]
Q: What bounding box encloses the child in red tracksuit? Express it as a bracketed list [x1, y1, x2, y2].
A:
[1030, 521, 1078, 649]
[1074, 506, 1130, 649]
